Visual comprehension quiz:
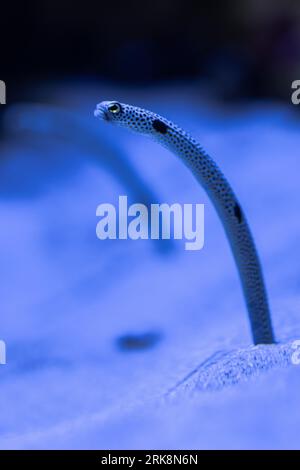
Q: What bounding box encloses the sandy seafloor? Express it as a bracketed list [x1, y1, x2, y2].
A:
[0, 82, 300, 449]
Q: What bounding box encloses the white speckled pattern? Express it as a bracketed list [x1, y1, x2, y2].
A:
[95, 101, 275, 345]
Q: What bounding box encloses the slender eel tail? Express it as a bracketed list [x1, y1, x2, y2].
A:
[182, 142, 275, 345]
[174, 138, 275, 345]
[223, 200, 275, 344]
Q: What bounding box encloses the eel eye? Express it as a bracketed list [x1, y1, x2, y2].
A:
[108, 103, 121, 114]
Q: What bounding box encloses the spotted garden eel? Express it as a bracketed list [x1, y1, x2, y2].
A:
[94, 100, 275, 345]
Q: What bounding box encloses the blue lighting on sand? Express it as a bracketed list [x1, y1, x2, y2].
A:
[0, 83, 300, 449]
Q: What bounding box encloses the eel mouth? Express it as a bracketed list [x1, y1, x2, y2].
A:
[94, 103, 110, 121]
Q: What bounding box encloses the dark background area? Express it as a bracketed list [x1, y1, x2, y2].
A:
[1, 0, 300, 101]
